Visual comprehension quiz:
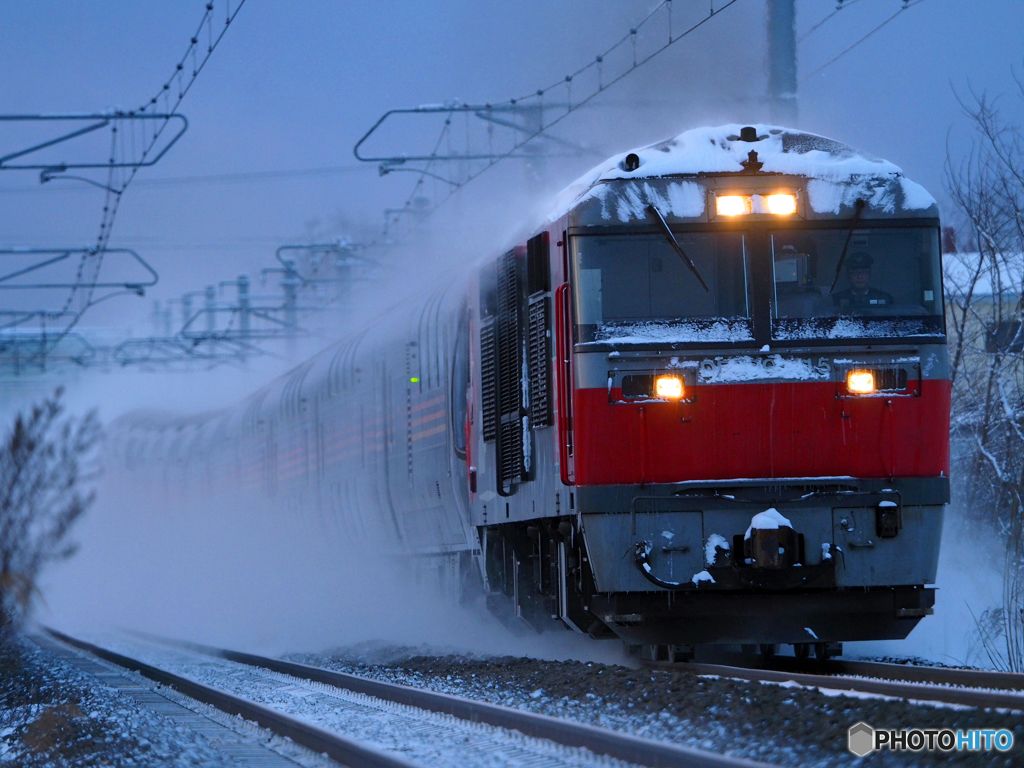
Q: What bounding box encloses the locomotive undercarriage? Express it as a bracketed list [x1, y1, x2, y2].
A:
[480, 476, 944, 648]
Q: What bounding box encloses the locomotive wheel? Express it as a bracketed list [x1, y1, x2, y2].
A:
[793, 643, 810, 661]
[760, 643, 777, 660]
[814, 642, 829, 661]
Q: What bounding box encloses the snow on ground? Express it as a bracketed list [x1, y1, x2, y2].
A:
[0, 635, 233, 768]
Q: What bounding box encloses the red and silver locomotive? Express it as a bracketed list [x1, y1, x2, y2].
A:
[115, 125, 949, 658]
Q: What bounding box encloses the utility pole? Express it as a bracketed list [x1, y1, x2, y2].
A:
[767, 0, 798, 126]
[205, 285, 216, 333]
[237, 274, 250, 338]
[282, 260, 299, 359]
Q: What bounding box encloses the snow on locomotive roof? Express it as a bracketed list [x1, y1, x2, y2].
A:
[547, 124, 936, 221]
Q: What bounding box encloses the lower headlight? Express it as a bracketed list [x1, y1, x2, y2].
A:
[655, 374, 685, 400]
[846, 370, 876, 395]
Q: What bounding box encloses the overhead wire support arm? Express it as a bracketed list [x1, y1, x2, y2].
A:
[353, 102, 578, 164]
[0, 113, 188, 171]
[0, 1, 249, 374]
[47, 1, 247, 345]
[377, 165, 460, 184]
[0, 309, 80, 334]
[0, 248, 158, 292]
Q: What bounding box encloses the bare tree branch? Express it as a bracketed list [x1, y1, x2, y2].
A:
[0, 388, 102, 631]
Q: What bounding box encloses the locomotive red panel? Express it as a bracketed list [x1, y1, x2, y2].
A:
[572, 379, 951, 486]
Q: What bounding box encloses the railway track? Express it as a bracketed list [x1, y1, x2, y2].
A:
[639, 656, 1024, 711]
[44, 628, 772, 768]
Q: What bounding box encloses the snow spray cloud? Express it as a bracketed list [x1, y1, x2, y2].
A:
[33, 194, 630, 664]
[847, 501, 1003, 665]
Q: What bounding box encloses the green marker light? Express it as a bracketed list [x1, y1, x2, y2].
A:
[411, 377, 419, 383]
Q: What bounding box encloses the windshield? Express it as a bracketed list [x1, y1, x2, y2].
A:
[771, 227, 943, 339]
[571, 233, 753, 344]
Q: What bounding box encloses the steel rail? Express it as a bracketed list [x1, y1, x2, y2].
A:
[819, 659, 1024, 691]
[45, 628, 423, 768]
[150, 636, 773, 768]
[639, 658, 1024, 710]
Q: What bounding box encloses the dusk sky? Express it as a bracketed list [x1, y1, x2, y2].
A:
[0, 1, 1020, 337]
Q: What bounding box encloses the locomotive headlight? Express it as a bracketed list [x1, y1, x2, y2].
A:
[846, 370, 876, 395]
[655, 374, 685, 400]
[764, 193, 797, 215]
[716, 195, 752, 217]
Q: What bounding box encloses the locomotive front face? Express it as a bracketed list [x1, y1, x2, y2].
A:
[469, 127, 950, 651]
[565, 170, 948, 646]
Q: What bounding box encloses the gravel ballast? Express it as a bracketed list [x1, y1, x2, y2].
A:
[287, 644, 1024, 768]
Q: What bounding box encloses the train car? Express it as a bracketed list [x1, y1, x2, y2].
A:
[112, 124, 949, 659]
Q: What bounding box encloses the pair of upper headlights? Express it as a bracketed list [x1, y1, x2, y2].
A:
[716, 193, 797, 217]
[643, 370, 879, 401]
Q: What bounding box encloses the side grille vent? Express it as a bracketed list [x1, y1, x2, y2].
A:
[872, 367, 909, 392]
[849, 366, 910, 392]
[496, 251, 525, 487]
[499, 420, 523, 486]
[480, 321, 497, 441]
[528, 296, 552, 426]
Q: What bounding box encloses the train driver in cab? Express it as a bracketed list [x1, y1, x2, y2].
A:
[833, 252, 895, 310]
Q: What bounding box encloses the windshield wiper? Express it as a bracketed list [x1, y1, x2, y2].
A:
[646, 204, 709, 293]
[828, 198, 867, 294]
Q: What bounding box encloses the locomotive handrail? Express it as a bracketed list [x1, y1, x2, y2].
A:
[554, 282, 574, 485]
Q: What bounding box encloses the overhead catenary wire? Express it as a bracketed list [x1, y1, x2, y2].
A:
[373, 0, 744, 242]
[801, 0, 928, 83]
[797, 0, 869, 44]
[50, 0, 249, 350]
[0, 163, 370, 194]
